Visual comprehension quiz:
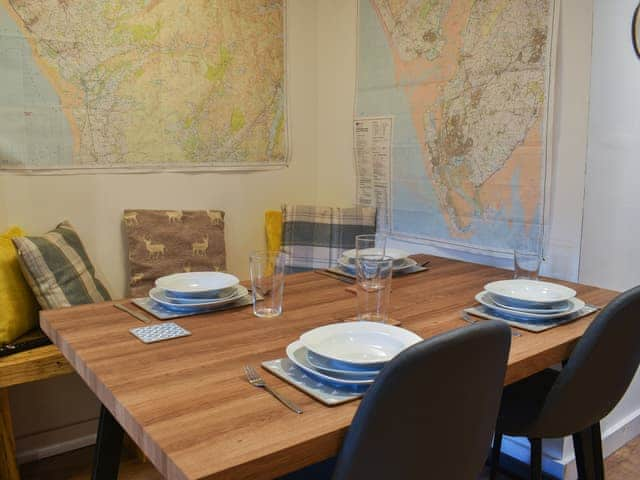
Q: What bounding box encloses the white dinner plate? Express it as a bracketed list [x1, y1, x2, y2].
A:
[286, 341, 377, 385]
[484, 279, 576, 305]
[149, 285, 248, 312]
[337, 256, 417, 273]
[341, 248, 410, 265]
[306, 349, 383, 376]
[299, 321, 422, 366]
[475, 291, 585, 320]
[155, 272, 239, 298]
[490, 296, 570, 314]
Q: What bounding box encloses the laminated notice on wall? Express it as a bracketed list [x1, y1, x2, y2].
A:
[353, 116, 392, 231]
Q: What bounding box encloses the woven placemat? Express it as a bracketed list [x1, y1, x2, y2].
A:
[132, 293, 260, 320]
[464, 304, 599, 333]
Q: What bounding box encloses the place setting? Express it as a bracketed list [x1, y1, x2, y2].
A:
[464, 248, 599, 332]
[318, 233, 430, 283]
[132, 271, 256, 320]
[256, 235, 424, 407]
[261, 321, 423, 406]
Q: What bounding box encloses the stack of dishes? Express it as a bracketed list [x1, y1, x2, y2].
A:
[286, 322, 422, 386]
[337, 248, 416, 274]
[149, 272, 248, 313]
[476, 279, 583, 322]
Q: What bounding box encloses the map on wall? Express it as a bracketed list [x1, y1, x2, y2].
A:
[0, 0, 287, 171]
[356, 0, 557, 257]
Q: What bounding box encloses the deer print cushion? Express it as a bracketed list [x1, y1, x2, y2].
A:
[123, 210, 226, 297]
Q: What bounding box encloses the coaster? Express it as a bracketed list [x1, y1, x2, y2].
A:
[130, 322, 191, 344]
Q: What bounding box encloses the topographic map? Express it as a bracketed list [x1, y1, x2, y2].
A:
[357, 0, 556, 255]
[0, 0, 287, 171]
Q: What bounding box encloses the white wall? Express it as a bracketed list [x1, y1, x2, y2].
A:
[2, 0, 319, 460]
[581, 0, 640, 291]
[573, 0, 640, 475]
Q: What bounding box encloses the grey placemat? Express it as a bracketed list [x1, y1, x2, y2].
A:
[464, 304, 600, 332]
[132, 293, 260, 320]
[262, 358, 368, 406]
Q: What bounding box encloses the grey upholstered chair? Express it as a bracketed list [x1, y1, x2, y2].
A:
[490, 285, 640, 480]
[330, 320, 511, 480]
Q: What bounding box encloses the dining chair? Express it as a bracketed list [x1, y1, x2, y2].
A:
[490, 285, 640, 480]
[329, 320, 512, 480]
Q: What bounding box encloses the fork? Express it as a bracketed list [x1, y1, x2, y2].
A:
[461, 312, 522, 337]
[244, 365, 303, 414]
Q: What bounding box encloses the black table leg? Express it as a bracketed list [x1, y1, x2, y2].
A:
[92, 405, 124, 480]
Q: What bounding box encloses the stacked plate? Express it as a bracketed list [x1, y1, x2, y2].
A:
[337, 248, 417, 274]
[476, 279, 583, 322]
[149, 272, 248, 313]
[285, 322, 422, 386]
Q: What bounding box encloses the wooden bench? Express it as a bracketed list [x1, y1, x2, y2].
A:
[0, 330, 73, 480]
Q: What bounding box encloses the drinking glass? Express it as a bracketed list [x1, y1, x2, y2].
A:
[513, 249, 541, 280]
[249, 251, 286, 317]
[355, 233, 387, 260]
[355, 255, 393, 323]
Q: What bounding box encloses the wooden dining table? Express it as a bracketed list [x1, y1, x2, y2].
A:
[39, 257, 619, 480]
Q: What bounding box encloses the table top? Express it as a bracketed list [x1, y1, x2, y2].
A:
[39, 257, 619, 480]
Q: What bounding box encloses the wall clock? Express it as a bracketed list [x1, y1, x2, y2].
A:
[634, 2, 640, 58]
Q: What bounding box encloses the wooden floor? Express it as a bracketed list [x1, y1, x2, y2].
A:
[19, 435, 640, 479]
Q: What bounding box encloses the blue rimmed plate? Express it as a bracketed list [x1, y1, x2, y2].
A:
[305, 349, 383, 376]
[149, 285, 248, 312]
[286, 341, 377, 385]
[475, 291, 585, 321]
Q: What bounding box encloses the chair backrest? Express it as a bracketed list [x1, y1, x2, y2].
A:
[332, 321, 512, 480]
[531, 285, 640, 437]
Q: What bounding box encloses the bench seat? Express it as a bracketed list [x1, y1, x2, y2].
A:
[0, 330, 72, 480]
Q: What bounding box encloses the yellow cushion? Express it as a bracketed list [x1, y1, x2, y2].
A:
[0, 227, 39, 343]
[265, 210, 283, 252]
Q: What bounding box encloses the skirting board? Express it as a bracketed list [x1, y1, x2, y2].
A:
[500, 407, 640, 479]
[16, 418, 98, 465]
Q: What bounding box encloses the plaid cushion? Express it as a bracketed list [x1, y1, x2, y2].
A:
[12, 221, 111, 309]
[281, 205, 376, 271]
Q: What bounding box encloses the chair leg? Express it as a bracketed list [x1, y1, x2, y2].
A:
[529, 438, 542, 480]
[573, 423, 605, 480]
[489, 431, 503, 480]
[590, 423, 605, 480]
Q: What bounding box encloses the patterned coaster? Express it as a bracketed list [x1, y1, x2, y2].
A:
[464, 304, 600, 333]
[130, 322, 191, 344]
[132, 293, 260, 320]
[261, 358, 368, 406]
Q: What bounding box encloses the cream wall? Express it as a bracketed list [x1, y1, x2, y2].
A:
[2, 0, 319, 461]
[315, 0, 358, 206]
